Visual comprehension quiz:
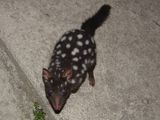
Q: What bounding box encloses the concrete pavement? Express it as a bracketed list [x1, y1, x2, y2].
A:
[0, 39, 55, 120]
[0, 0, 160, 120]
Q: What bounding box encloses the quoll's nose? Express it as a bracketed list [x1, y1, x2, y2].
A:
[54, 104, 61, 111]
[54, 109, 61, 114]
[53, 97, 62, 114]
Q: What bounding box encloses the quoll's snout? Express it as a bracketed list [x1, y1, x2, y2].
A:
[54, 96, 61, 110]
[48, 89, 71, 114]
[49, 94, 64, 113]
[51, 95, 61, 111]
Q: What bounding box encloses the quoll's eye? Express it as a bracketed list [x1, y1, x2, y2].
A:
[50, 79, 54, 83]
[46, 89, 53, 98]
[47, 90, 53, 96]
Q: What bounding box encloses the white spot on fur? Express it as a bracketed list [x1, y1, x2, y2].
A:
[61, 53, 66, 58]
[91, 37, 95, 43]
[65, 81, 68, 85]
[88, 48, 92, 53]
[77, 41, 83, 46]
[68, 36, 72, 41]
[66, 44, 71, 49]
[83, 50, 87, 55]
[81, 69, 85, 74]
[61, 36, 66, 41]
[73, 65, 78, 70]
[76, 73, 80, 77]
[71, 48, 79, 56]
[56, 44, 61, 49]
[72, 57, 78, 62]
[85, 40, 89, 45]
[77, 34, 83, 39]
[82, 64, 87, 70]
[50, 80, 53, 83]
[57, 50, 62, 55]
[71, 79, 76, 84]
[55, 59, 60, 65]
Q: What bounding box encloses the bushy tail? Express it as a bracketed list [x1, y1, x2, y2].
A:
[81, 4, 111, 36]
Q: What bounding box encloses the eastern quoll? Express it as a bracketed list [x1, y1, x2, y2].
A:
[42, 4, 111, 113]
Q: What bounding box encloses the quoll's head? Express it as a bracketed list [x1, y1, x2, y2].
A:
[42, 68, 72, 114]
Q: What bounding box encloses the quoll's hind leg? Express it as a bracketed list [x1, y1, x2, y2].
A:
[88, 63, 96, 87]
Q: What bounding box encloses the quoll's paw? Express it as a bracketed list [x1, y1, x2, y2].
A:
[89, 78, 95, 87]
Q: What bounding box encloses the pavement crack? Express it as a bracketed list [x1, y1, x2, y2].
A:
[153, 20, 160, 27]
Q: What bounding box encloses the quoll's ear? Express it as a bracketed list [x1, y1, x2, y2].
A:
[42, 68, 51, 80]
[62, 68, 72, 80]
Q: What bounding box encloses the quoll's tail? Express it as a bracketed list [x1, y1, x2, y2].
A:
[81, 4, 111, 36]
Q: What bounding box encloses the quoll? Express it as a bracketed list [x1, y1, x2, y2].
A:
[42, 4, 111, 113]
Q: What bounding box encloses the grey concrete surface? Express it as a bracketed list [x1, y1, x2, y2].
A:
[0, 39, 55, 120]
[0, 40, 33, 120]
[0, 0, 160, 120]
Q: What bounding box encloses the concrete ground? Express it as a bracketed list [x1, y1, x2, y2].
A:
[0, 0, 160, 120]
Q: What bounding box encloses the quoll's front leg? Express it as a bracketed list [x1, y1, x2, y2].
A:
[87, 63, 96, 87]
[88, 71, 95, 86]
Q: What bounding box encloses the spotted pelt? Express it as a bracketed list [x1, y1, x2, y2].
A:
[42, 4, 111, 113]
